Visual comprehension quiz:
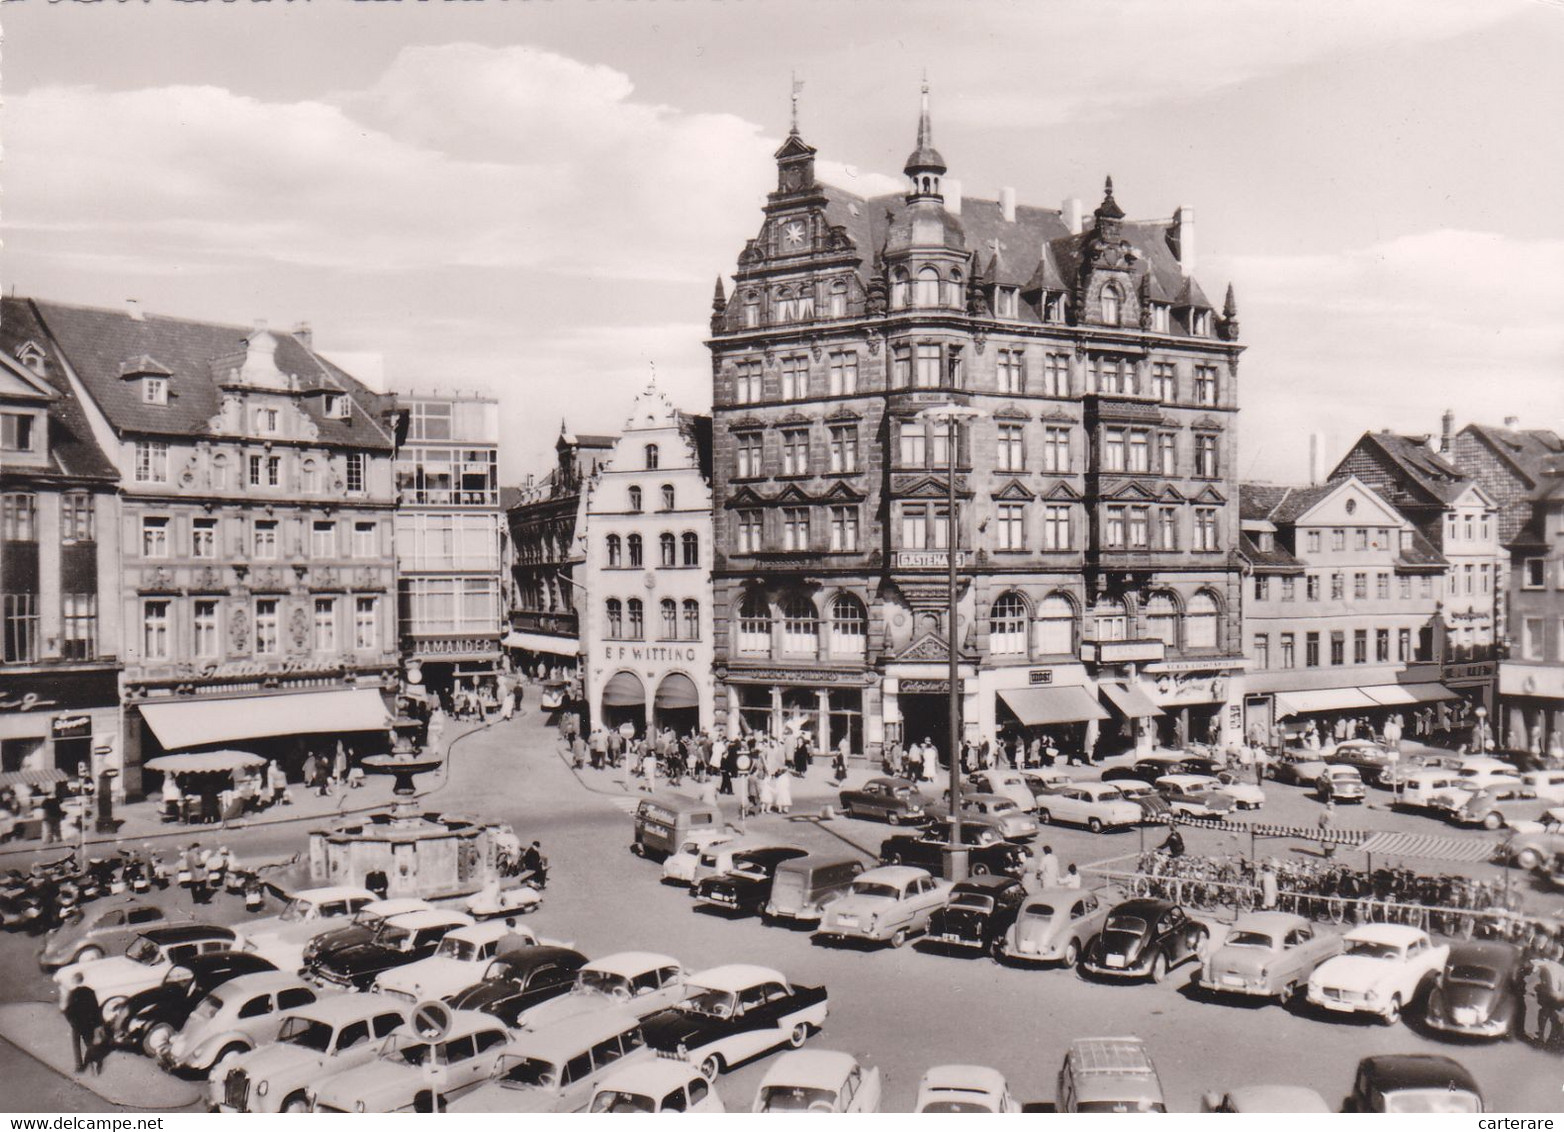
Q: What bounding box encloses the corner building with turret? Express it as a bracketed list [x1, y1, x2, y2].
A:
[707, 90, 1248, 762]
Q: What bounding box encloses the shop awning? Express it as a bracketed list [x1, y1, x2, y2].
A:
[0, 768, 67, 789]
[654, 673, 700, 710]
[139, 688, 391, 751]
[601, 671, 646, 707]
[1356, 830, 1502, 864]
[144, 750, 267, 776]
[501, 631, 578, 657]
[1099, 682, 1165, 719]
[1273, 687, 1378, 718]
[997, 686, 1109, 727]
[1360, 683, 1459, 707]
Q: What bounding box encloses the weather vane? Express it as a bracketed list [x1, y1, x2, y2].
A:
[790, 72, 804, 134]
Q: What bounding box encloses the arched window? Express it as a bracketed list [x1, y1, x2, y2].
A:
[990, 592, 1029, 655]
[682, 598, 700, 640]
[1093, 596, 1128, 642]
[681, 531, 699, 566]
[644, 444, 659, 470]
[796, 284, 816, 320]
[743, 291, 760, 328]
[1145, 592, 1179, 647]
[780, 594, 819, 655]
[774, 286, 796, 322]
[606, 598, 623, 639]
[660, 598, 678, 639]
[946, 268, 964, 310]
[1186, 592, 1220, 649]
[627, 534, 643, 567]
[606, 534, 621, 567]
[628, 486, 642, 513]
[829, 279, 848, 318]
[1100, 283, 1122, 327]
[829, 593, 867, 656]
[916, 266, 941, 308]
[658, 533, 676, 567]
[737, 592, 772, 655]
[661, 484, 675, 510]
[211, 453, 229, 491]
[627, 598, 644, 639]
[301, 459, 319, 494]
[891, 268, 910, 310]
[1037, 595, 1077, 656]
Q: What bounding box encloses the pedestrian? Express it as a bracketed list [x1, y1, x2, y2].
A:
[831, 745, 848, 785]
[698, 775, 719, 811]
[1318, 800, 1337, 860]
[63, 972, 103, 1075]
[774, 769, 793, 815]
[333, 742, 348, 790]
[521, 841, 547, 888]
[500, 677, 515, 721]
[267, 760, 286, 807]
[1061, 863, 1082, 890]
[162, 773, 184, 822]
[641, 748, 658, 793]
[184, 842, 209, 905]
[1037, 844, 1061, 889]
[41, 791, 64, 844]
[1537, 954, 1564, 1050]
[1259, 860, 1279, 910]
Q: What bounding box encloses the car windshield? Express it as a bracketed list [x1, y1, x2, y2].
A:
[375, 925, 412, 949]
[1023, 903, 1056, 918]
[1226, 931, 1276, 950]
[500, 1056, 559, 1089]
[1345, 940, 1401, 960]
[591, 1091, 657, 1113]
[923, 1097, 994, 1113]
[1076, 1101, 1166, 1113]
[1106, 916, 1147, 934]
[680, 988, 738, 1018]
[1383, 1090, 1481, 1114]
[1094, 786, 1125, 801]
[278, 1017, 334, 1052]
[577, 970, 633, 997]
[758, 1086, 838, 1112]
[850, 882, 900, 899]
[950, 894, 995, 912]
[436, 938, 479, 962]
[127, 938, 162, 964]
[352, 910, 386, 928]
[1116, 783, 1150, 797]
[278, 899, 314, 923]
[1448, 964, 1500, 988]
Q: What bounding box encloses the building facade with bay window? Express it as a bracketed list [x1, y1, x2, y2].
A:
[706, 90, 1247, 760]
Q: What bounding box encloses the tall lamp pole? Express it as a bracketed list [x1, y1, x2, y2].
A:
[919, 403, 986, 882]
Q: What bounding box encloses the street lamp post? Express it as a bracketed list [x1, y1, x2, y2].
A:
[918, 403, 987, 883]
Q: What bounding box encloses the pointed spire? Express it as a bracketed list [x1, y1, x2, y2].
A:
[1096, 174, 1125, 221]
[1219, 282, 1241, 341]
[710, 277, 727, 334]
[903, 76, 947, 192]
[1223, 282, 1238, 318]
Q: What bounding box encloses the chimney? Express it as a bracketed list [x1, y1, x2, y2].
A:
[1309, 432, 1326, 486]
[1062, 196, 1084, 235]
[945, 178, 962, 216]
[1504, 415, 1520, 430]
[1000, 186, 1016, 223]
[1440, 409, 1454, 453]
[293, 321, 313, 350]
[126, 298, 144, 322]
[1173, 206, 1196, 275]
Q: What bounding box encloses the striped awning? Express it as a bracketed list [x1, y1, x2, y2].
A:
[1356, 830, 1502, 863]
[501, 631, 578, 657]
[1099, 682, 1165, 719]
[1360, 683, 1459, 707]
[0, 768, 67, 789]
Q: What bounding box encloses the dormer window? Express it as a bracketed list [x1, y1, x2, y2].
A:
[1257, 532, 1275, 552]
[995, 287, 1018, 318]
[1151, 304, 1170, 333]
[1, 412, 37, 452]
[16, 342, 47, 376]
[324, 394, 350, 420]
[142, 378, 168, 405]
[1046, 294, 1067, 323]
[1100, 283, 1122, 327]
[1192, 310, 1213, 337]
[255, 407, 280, 434]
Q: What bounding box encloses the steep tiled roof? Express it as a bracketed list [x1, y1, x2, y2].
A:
[1237, 482, 1294, 522]
[1237, 531, 1303, 572]
[1395, 527, 1447, 569]
[1462, 423, 1564, 487]
[498, 485, 525, 512]
[1238, 479, 1446, 571]
[23, 298, 393, 450]
[1341, 432, 1472, 506]
[0, 300, 118, 482]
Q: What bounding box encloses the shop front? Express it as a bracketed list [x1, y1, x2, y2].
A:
[1140, 658, 1246, 750]
[1240, 669, 1459, 748]
[1500, 663, 1564, 757]
[405, 633, 503, 709]
[720, 665, 876, 756]
[0, 667, 122, 795]
[1443, 660, 1498, 739]
[980, 664, 1106, 762]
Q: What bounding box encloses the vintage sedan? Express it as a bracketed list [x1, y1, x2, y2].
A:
[926, 876, 1027, 955]
[1080, 899, 1207, 983]
[692, 847, 811, 916]
[1522, 769, 1564, 803]
[1101, 756, 1188, 787]
[299, 898, 433, 971]
[1200, 1086, 1330, 1112]
[1423, 941, 1523, 1040]
[927, 793, 1038, 841]
[210, 996, 410, 1113]
[310, 1010, 513, 1113]
[589, 1058, 726, 1113]
[1267, 751, 1329, 787]
[445, 1010, 650, 1113]
[639, 964, 829, 1082]
[163, 970, 320, 1074]
[1398, 770, 1470, 810]
[967, 770, 1039, 813]
[751, 1050, 880, 1113]
[1033, 781, 1142, 832]
[1344, 1054, 1483, 1113]
[878, 822, 1027, 879]
[690, 842, 802, 888]
[1448, 788, 1550, 832]
[997, 887, 1114, 967]
[107, 950, 277, 1057]
[446, 945, 589, 1027]
[1212, 770, 1266, 810]
[306, 908, 474, 992]
[814, 866, 949, 949]
[1316, 765, 1367, 803]
[516, 951, 686, 1030]
[1197, 912, 1339, 1001]
[1321, 741, 1398, 785]
[1108, 780, 1172, 822]
[837, 777, 928, 825]
[374, 920, 551, 1003]
[1306, 923, 1448, 1025]
[660, 830, 737, 885]
[243, 886, 376, 971]
[55, 924, 242, 1012]
[1155, 775, 1237, 819]
[1504, 809, 1564, 869]
[1452, 757, 1524, 792]
[914, 1065, 1020, 1113]
[39, 897, 185, 970]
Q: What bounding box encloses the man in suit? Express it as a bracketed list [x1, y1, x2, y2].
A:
[64, 972, 102, 1074]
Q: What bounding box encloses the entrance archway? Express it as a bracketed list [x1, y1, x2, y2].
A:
[653, 673, 701, 736]
[899, 694, 951, 767]
[600, 671, 646, 737]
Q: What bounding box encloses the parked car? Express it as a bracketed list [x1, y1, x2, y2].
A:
[374, 920, 560, 1003]
[814, 866, 949, 949]
[660, 830, 737, 886]
[837, 777, 928, 825]
[306, 908, 474, 991]
[210, 996, 410, 1113]
[299, 898, 433, 971]
[632, 797, 720, 860]
[1020, 770, 1076, 800]
[1154, 775, 1236, 819]
[878, 822, 1026, 879]
[1107, 780, 1172, 822]
[54, 924, 242, 1012]
[310, 1009, 513, 1113]
[1423, 940, 1522, 1040]
[1033, 781, 1142, 832]
[445, 945, 589, 1027]
[1212, 770, 1266, 810]
[926, 876, 1027, 956]
[913, 1065, 1019, 1113]
[751, 1050, 881, 1113]
[1081, 899, 1207, 983]
[1397, 770, 1469, 810]
[1316, 765, 1367, 803]
[997, 886, 1114, 968]
[588, 1057, 726, 1112]
[1101, 756, 1187, 787]
[763, 855, 864, 926]
[1056, 1036, 1166, 1113]
[966, 769, 1039, 812]
[516, 951, 686, 1030]
[1200, 1086, 1330, 1112]
[39, 897, 184, 970]
[927, 793, 1038, 841]
[1322, 740, 1398, 785]
[639, 964, 829, 1082]
[445, 1009, 650, 1113]
[1522, 769, 1564, 803]
[1343, 1054, 1483, 1113]
[1306, 923, 1448, 1025]
[163, 970, 320, 1074]
[692, 847, 810, 916]
[1196, 912, 1340, 1002]
[1447, 787, 1549, 831]
[243, 886, 376, 971]
[1267, 751, 1329, 786]
[1453, 757, 1523, 792]
[106, 950, 277, 1057]
[1503, 808, 1564, 869]
[690, 841, 799, 888]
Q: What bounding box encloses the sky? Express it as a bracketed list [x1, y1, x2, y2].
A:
[2, 0, 1562, 484]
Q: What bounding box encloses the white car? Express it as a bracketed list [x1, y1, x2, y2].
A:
[311, 1009, 514, 1113]
[1523, 770, 1564, 804]
[589, 1058, 727, 1112]
[1398, 770, 1470, 810]
[1453, 758, 1523, 793]
[446, 1009, 650, 1113]
[928, 793, 1039, 841]
[1306, 924, 1448, 1025]
[55, 924, 243, 1012]
[1033, 781, 1142, 832]
[373, 920, 543, 1003]
[163, 971, 321, 1074]
[690, 841, 783, 887]
[814, 866, 950, 948]
[1212, 770, 1266, 810]
[966, 770, 1039, 813]
[661, 830, 737, 885]
[915, 1064, 1020, 1113]
[244, 886, 377, 971]
[1155, 775, 1236, 819]
[517, 951, 686, 1029]
[752, 1050, 881, 1113]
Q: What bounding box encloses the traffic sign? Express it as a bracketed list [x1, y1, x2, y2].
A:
[412, 1000, 453, 1042]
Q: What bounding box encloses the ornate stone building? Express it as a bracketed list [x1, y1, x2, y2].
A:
[706, 90, 1247, 759]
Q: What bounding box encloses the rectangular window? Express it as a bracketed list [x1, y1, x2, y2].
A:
[736, 510, 763, 554]
[1375, 573, 1389, 599]
[61, 494, 95, 542]
[1398, 628, 1411, 662]
[1355, 528, 1369, 551]
[1523, 617, 1545, 660]
[142, 378, 167, 405]
[997, 424, 1025, 472]
[1305, 631, 1320, 668]
[1103, 429, 1126, 472]
[141, 599, 170, 661]
[192, 518, 217, 559]
[1105, 505, 1126, 549]
[996, 348, 1025, 393]
[1375, 628, 1390, 663]
[1254, 633, 1270, 670]
[345, 453, 365, 494]
[996, 503, 1025, 550]
[1156, 432, 1176, 476]
[267, 456, 281, 488]
[829, 506, 859, 552]
[899, 422, 927, 468]
[1043, 353, 1070, 396]
[1193, 365, 1218, 405]
[1, 494, 37, 542]
[901, 504, 928, 551]
[249, 454, 263, 488]
[1194, 508, 1218, 551]
[1280, 632, 1295, 669]
[782, 507, 810, 551]
[311, 521, 337, 559]
[1150, 362, 1176, 401]
[135, 440, 169, 484]
[780, 355, 809, 400]
[1480, 563, 1491, 594]
[1330, 631, 1345, 666]
[827, 352, 858, 396]
[1194, 434, 1218, 477]
[1, 594, 36, 662]
[253, 520, 278, 560]
[254, 599, 279, 655]
[1127, 430, 1150, 473]
[781, 429, 810, 476]
[141, 516, 169, 559]
[1330, 573, 1344, 601]
[1306, 530, 1321, 554]
[353, 521, 377, 558]
[733, 360, 762, 404]
[255, 407, 279, 434]
[1332, 528, 1346, 551]
[735, 433, 762, 478]
[827, 426, 857, 474]
[1463, 563, 1474, 595]
[1399, 575, 1412, 599]
[1281, 577, 1296, 602]
[313, 598, 337, 652]
[1254, 576, 1269, 601]
[915, 343, 942, 388]
[1155, 507, 1178, 550]
[1042, 427, 1071, 473]
[61, 593, 97, 661]
[0, 412, 35, 452]
[1129, 505, 1150, 548]
[1306, 574, 1320, 601]
[1353, 572, 1367, 600]
[1421, 575, 1433, 598]
[1042, 504, 1072, 550]
[193, 599, 219, 659]
[354, 596, 379, 651]
[1353, 629, 1367, 664]
[892, 345, 912, 388]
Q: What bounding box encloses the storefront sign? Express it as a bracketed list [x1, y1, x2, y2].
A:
[900, 678, 964, 695]
[415, 637, 501, 657]
[725, 667, 869, 687]
[1089, 640, 1167, 664]
[0, 669, 117, 711]
[51, 715, 93, 739]
[1028, 669, 1055, 686]
[1145, 657, 1248, 673]
[1153, 672, 1231, 704]
[0, 691, 58, 712]
[892, 550, 969, 570]
[606, 645, 700, 663]
[1444, 662, 1496, 682]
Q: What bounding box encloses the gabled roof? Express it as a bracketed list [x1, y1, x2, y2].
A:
[1460, 423, 1564, 487]
[1236, 531, 1303, 572]
[1335, 431, 1472, 506]
[0, 301, 119, 482]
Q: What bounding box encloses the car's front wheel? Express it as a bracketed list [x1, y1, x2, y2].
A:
[211, 1042, 249, 1073]
[1150, 952, 1170, 984]
[889, 927, 910, 949]
[970, 861, 991, 877]
[1063, 938, 1080, 967]
[887, 812, 901, 826]
[788, 1023, 808, 1048]
[1088, 818, 1103, 834]
[1382, 995, 1402, 1025]
[142, 1023, 173, 1059]
[1037, 810, 1051, 824]
[1518, 848, 1543, 870]
[1483, 812, 1504, 831]
[282, 1094, 311, 1114]
[698, 1053, 724, 1082]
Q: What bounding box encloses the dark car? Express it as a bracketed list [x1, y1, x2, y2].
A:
[1423, 941, 1522, 1041]
[638, 964, 829, 1081]
[1108, 780, 1173, 822]
[1101, 760, 1181, 787]
[837, 778, 928, 825]
[926, 876, 1027, 956]
[107, 950, 277, 1057]
[305, 911, 471, 992]
[1344, 1054, 1483, 1113]
[692, 847, 810, 916]
[1081, 898, 1207, 983]
[879, 821, 1026, 879]
[445, 944, 589, 1026]
[1323, 741, 1398, 786]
